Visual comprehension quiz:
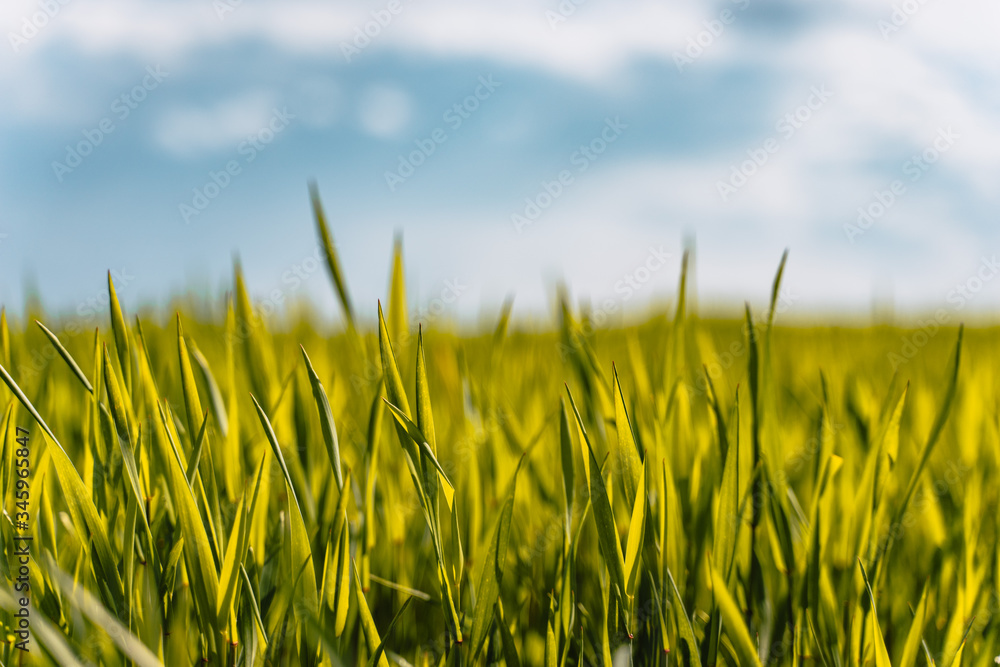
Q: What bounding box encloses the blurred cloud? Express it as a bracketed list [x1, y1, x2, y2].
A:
[154, 91, 279, 157]
[357, 83, 412, 138]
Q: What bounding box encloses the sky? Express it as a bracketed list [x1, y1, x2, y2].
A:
[2, 0, 1000, 328]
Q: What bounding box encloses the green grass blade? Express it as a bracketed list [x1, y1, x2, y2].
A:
[34, 320, 93, 393]
[300, 344, 344, 490]
[309, 181, 355, 328]
[353, 561, 390, 667]
[612, 363, 642, 506]
[565, 386, 627, 617]
[107, 269, 132, 391]
[367, 597, 414, 667]
[388, 234, 408, 344]
[470, 455, 523, 662]
[667, 569, 702, 667]
[250, 394, 319, 619]
[710, 565, 762, 667]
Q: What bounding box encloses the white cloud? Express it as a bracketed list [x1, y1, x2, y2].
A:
[357, 83, 412, 138]
[153, 91, 277, 157]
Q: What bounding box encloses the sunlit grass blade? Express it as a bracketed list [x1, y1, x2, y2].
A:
[188, 338, 229, 438]
[367, 597, 414, 667]
[565, 385, 627, 620]
[301, 344, 343, 490]
[495, 604, 522, 667]
[667, 569, 701, 667]
[250, 393, 319, 623]
[309, 181, 356, 328]
[353, 561, 390, 667]
[108, 269, 132, 391]
[382, 399, 455, 499]
[388, 233, 408, 344]
[217, 453, 266, 629]
[898, 580, 929, 667]
[858, 558, 892, 667]
[35, 320, 93, 393]
[612, 363, 642, 506]
[623, 458, 646, 603]
[470, 455, 524, 662]
[710, 565, 762, 667]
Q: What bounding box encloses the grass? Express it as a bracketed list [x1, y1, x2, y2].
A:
[0, 190, 998, 665]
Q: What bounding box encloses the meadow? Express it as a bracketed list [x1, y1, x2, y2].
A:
[0, 190, 996, 665]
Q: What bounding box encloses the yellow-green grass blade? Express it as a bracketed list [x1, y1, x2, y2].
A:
[495, 604, 522, 667]
[185, 411, 209, 486]
[107, 269, 132, 391]
[566, 385, 627, 617]
[353, 561, 390, 667]
[382, 399, 456, 500]
[612, 363, 642, 507]
[34, 320, 93, 393]
[623, 457, 646, 603]
[858, 558, 892, 667]
[149, 388, 222, 645]
[388, 233, 408, 344]
[367, 597, 414, 667]
[558, 399, 575, 546]
[713, 391, 741, 582]
[710, 565, 762, 667]
[470, 455, 523, 662]
[177, 316, 207, 447]
[415, 327, 437, 453]
[188, 337, 229, 438]
[217, 453, 266, 630]
[0, 308, 9, 370]
[234, 260, 276, 409]
[250, 394, 319, 619]
[667, 569, 701, 667]
[330, 516, 351, 637]
[898, 580, 929, 667]
[300, 344, 343, 490]
[766, 248, 789, 328]
[102, 342, 134, 445]
[309, 181, 356, 328]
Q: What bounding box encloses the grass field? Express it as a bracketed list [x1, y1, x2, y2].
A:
[0, 194, 996, 666]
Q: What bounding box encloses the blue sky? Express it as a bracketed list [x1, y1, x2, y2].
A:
[2, 0, 1000, 327]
